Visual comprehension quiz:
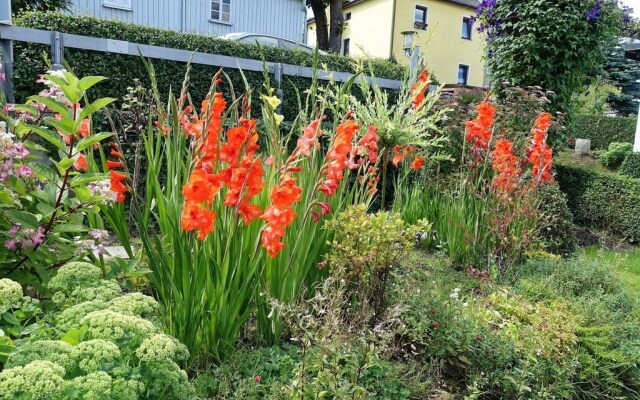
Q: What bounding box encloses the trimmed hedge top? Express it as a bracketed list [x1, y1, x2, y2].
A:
[13, 12, 404, 80]
[555, 160, 640, 242]
[567, 114, 636, 150]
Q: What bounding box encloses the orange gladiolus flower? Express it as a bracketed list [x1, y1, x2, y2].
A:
[320, 120, 360, 197]
[106, 160, 123, 170]
[464, 101, 496, 167]
[78, 118, 90, 138]
[73, 153, 89, 171]
[182, 169, 221, 204]
[109, 170, 128, 203]
[181, 202, 216, 240]
[410, 69, 429, 109]
[491, 139, 520, 193]
[297, 119, 322, 156]
[527, 112, 554, 184]
[410, 157, 425, 170]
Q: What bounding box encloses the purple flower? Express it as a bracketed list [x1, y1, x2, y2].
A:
[8, 224, 20, 235]
[15, 165, 35, 179]
[4, 239, 17, 250]
[32, 226, 45, 246]
[0, 73, 5, 82]
[586, 0, 604, 21]
[88, 229, 108, 240]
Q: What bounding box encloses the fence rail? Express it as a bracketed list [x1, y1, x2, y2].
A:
[0, 14, 409, 104]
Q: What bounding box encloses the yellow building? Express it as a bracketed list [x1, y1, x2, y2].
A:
[307, 0, 487, 87]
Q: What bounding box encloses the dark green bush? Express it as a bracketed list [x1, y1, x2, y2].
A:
[12, 12, 403, 119]
[621, 152, 640, 179]
[555, 162, 640, 242]
[600, 142, 633, 168]
[537, 182, 578, 256]
[567, 114, 636, 150]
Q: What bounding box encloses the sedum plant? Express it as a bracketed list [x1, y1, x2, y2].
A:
[0, 261, 194, 399]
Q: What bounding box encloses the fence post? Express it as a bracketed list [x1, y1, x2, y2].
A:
[409, 46, 420, 84]
[273, 62, 284, 114]
[0, 0, 14, 103]
[51, 31, 64, 71]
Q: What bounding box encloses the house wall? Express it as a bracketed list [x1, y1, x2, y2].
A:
[392, 0, 485, 86]
[68, 0, 308, 42]
[307, 0, 486, 86]
[307, 0, 394, 58]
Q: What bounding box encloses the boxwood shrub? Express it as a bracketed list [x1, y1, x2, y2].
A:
[12, 12, 404, 119]
[620, 152, 640, 179]
[555, 162, 640, 242]
[567, 114, 636, 150]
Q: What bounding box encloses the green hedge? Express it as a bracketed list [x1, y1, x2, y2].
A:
[621, 152, 640, 179]
[567, 114, 636, 150]
[12, 12, 404, 119]
[555, 162, 640, 242]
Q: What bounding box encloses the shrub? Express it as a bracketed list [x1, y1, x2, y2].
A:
[324, 205, 430, 320]
[0, 261, 195, 400]
[567, 114, 636, 150]
[536, 182, 578, 256]
[13, 11, 403, 120]
[600, 142, 633, 168]
[555, 162, 640, 242]
[620, 151, 640, 179]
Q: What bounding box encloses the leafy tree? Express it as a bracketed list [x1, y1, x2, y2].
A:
[602, 42, 640, 115]
[11, 0, 71, 14]
[475, 0, 624, 112]
[307, 0, 344, 53]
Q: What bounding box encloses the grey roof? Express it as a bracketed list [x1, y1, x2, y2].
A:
[442, 0, 479, 9]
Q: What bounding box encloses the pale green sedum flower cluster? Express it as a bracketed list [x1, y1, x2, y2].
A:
[0, 261, 194, 400]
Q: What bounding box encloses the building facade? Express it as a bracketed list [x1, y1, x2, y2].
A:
[68, 0, 308, 42]
[308, 0, 486, 87]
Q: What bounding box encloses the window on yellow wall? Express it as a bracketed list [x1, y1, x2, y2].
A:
[414, 6, 428, 30]
[343, 38, 350, 56]
[458, 65, 469, 85]
[345, 12, 352, 21]
[462, 17, 473, 40]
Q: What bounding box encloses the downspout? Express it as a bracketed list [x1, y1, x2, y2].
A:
[181, 0, 186, 32]
[389, 0, 397, 58]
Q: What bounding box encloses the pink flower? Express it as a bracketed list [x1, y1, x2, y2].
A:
[8, 224, 20, 235]
[4, 239, 17, 250]
[32, 227, 45, 246]
[15, 165, 35, 179]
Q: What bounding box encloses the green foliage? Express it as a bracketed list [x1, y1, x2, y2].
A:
[512, 256, 640, 397]
[620, 151, 640, 178]
[325, 205, 430, 319]
[566, 114, 636, 150]
[391, 260, 580, 399]
[0, 69, 116, 287]
[570, 76, 621, 115]
[600, 141, 633, 167]
[536, 183, 578, 257]
[555, 162, 640, 242]
[12, 12, 403, 120]
[193, 344, 411, 400]
[11, 0, 70, 14]
[476, 0, 623, 111]
[0, 261, 195, 400]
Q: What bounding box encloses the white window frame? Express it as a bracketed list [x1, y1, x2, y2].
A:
[414, 3, 428, 30]
[457, 63, 470, 85]
[461, 16, 473, 40]
[103, 0, 132, 11]
[210, 0, 232, 24]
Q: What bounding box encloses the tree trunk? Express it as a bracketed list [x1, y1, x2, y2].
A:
[328, 0, 344, 54]
[309, 0, 330, 51]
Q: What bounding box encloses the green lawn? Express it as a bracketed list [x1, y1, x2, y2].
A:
[581, 245, 640, 296]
